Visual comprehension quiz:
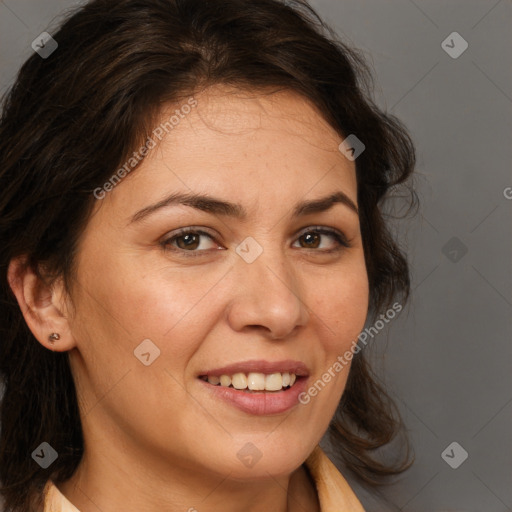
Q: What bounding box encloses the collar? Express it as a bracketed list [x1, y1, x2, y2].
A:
[43, 445, 365, 511]
[305, 445, 366, 511]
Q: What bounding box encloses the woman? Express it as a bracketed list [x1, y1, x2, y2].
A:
[0, 0, 416, 510]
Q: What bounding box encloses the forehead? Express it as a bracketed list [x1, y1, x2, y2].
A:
[93, 86, 357, 221]
[166, 85, 344, 155]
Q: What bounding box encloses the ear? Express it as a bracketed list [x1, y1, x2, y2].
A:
[7, 256, 76, 352]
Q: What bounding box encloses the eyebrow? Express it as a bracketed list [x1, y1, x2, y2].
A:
[129, 190, 358, 224]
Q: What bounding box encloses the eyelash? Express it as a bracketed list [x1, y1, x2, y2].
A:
[160, 226, 351, 258]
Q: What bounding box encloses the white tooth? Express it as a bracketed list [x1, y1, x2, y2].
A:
[231, 373, 248, 390]
[265, 373, 283, 391]
[208, 375, 220, 385]
[289, 373, 296, 386]
[219, 375, 232, 387]
[282, 372, 291, 387]
[247, 372, 266, 391]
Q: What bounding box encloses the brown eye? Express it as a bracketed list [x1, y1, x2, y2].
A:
[298, 232, 321, 249]
[176, 233, 201, 250]
[161, 228, 221, 256]
[293, 227, 350, 251]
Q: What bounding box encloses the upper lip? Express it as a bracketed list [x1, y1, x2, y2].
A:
[199, 359, 309, 378]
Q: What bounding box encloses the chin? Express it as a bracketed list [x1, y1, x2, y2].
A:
[210, 436, 313, 479]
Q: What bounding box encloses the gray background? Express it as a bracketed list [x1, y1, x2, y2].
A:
[1, 1, 511, 511]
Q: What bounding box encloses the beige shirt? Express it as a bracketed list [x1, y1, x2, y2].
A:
[42, 445, 366, 511]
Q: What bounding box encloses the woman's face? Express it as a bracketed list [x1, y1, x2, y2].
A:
[64, 86, 369, 480]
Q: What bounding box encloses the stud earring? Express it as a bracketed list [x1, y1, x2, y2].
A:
[48, 333, 61, 343]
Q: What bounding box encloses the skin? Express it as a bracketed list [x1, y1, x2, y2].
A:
[9, 85, 369, 512]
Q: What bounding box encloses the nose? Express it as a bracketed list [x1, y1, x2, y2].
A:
[226, 247, 310, 340]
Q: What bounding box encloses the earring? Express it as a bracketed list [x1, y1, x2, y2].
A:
[48, 333, 61, 343]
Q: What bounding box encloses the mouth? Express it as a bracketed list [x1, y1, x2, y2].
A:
[197, 360, 309, 415]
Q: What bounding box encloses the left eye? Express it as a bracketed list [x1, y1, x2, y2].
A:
[292, 228, 349, 251]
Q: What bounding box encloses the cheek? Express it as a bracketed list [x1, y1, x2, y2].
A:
[67, 262, 221, 433]
[77, 256, 224, 341]
[307, 263, 369, 351]
[298, 266, 368, 427]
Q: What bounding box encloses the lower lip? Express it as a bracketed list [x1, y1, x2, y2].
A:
[199, 377, 308, 415]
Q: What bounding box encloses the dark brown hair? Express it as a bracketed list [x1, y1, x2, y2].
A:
[0, 0, 416, 509]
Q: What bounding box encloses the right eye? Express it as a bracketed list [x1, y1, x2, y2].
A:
[160, 228, 224, 256]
